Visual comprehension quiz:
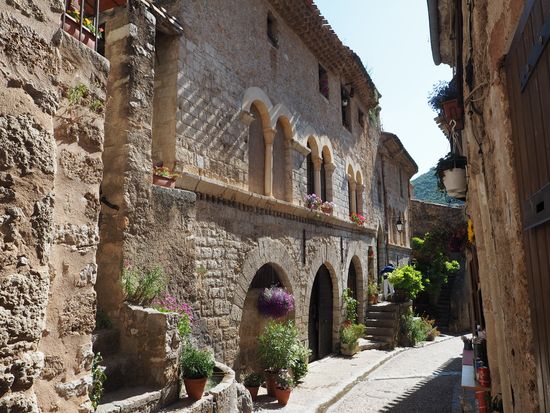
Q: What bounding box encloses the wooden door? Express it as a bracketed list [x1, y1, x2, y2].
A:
[506, 1, 550, 409]
[347, 263, 358, 300]
[308, 265, 333, 360]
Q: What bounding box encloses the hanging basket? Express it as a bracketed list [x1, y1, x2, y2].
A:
[442, 167, 467, 199]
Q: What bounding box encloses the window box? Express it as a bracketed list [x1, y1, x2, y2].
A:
[62, 13, 97, 50]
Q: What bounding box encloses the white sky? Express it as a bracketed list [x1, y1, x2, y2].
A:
[315, 0, 453, 178]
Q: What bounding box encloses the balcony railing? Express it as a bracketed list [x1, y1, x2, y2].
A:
[61, 0, 101, 51]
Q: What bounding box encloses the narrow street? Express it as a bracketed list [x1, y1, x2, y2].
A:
[326, 337, 464, 413]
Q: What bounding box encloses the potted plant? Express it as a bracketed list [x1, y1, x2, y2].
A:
[153, 162, 180, 188]
[242, 372, 263, 401]
[275, 370, 294, 406]
[350, 212, 366, 226]
[304, 193, 322, 211]
[180, 347, 215, 400]
[367, 283, 379, 305]
[388, 265, 424, 303]
[63, 0, 103, 49]
[320, 201, 334, 215]
[258, 320, 298, 396]
[340, 323, 366, 356]
[257, 286, 295, 318]
[428, 77, 463, 129]
[435, 152, 467, 199]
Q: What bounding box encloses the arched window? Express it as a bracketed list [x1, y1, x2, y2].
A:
[272, 120, 286, 200]
[320, 153, 327, 201]
[306, 142, 315, 195]
[248, 104, 265, 194]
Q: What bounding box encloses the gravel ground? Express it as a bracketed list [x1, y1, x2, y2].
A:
[326, 336, 467, 413]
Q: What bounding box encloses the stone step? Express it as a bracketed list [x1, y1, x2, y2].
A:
[365, 334, 393, 343]
[102, 354, 140, 392]
[365, 326, 394, 337]
[358, 338, 389, 351]
[367, 302, 400, 312]
[365, 311, 395, 320]
[365, 318, 394, 328]
[92, 329, 120, 357]
[97, 386, 162, 413]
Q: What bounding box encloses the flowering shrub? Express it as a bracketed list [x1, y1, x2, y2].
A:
[67, 0, 103, 38]
[350, 212, 366, 226]
[320, 201, 335, 214]
[153, 293, 193, 342]
[304, 193, 322, 210]
[153, 165, 180, 180]
[257, 286, 295, 318]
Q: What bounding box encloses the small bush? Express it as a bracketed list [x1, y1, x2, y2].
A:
[258, 320, 298, 372]
[276, 370, 295, 390]
[68, 84, 88, 105]
[243, 372, 264, 387]
[153, 294, 193, 343]
[340, 323, 365, 345]
[291, 342, 311, 382]
[399, 310, 430, 346]
[388, 265, 424, 299]
[180, 347, 215, 379]
[91, 353, 106, 411]
[343, 288, 358, 323]
[121, 264, 166, 306]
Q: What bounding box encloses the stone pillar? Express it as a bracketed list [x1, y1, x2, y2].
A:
[349, 179, 357, 214]
[313, 157, 322, 196]
[325, 163, 335, 201]
[263, 128, 275, 197]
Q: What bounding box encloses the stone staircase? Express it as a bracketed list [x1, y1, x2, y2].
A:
[361, 302, 402, 349]
[435, 274, 456, 332]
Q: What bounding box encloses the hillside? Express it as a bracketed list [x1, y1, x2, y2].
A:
[411, 168, 464, 206]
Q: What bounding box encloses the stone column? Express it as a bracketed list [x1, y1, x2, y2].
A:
[349, 179, 357, 214]
[263, 128, 275, 197]
[313, 157, 322, 196]
[325, 163, 335, 201]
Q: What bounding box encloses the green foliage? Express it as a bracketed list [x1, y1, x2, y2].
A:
[91, 353, 106, 411]
[428, 78, 458, 114]
[95, 309, 112, 330]
[68, 84, 88, 105]
[243, 372, 264, 387]
[343, 288, 358, 323]
[411, 168, 464, 206]
[180, 347, 215, 379]
[121, 264, 166, 306]
[367, 283, 378, 296]
[340, 323, 366, 345]
[90, 99, 104, 113]
[412, 231, 460, 295]
[258, 320, 298, 372]
[276, 370, 295, 390]
[290, 341, 311, 382]
[388, 265, 424, 299]
[399, 310, 430, 346]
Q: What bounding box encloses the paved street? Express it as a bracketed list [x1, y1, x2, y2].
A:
[326, 336, 464, 413]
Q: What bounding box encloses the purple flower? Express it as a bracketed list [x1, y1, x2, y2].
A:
[258, 286, 295, 318]
[153, 293, 193, 322]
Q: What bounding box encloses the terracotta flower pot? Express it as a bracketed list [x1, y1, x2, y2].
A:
[245, 386, 259, 401]
[442, 99, 464, 130]
[320, 204, 333, 215]
[62, 14, 97, 49]
[153, 174, 176, 188]
[264, 371, 278, 397]
[275, 387, 291, 405]
[368, 294, 378, 305]
[340, 341, 359, 356]
[183, 377, 208, 400]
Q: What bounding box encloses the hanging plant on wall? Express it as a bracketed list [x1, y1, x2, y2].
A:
[257, 286, 295, 318]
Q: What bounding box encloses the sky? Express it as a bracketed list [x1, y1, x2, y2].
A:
[314, 1, 452, 178]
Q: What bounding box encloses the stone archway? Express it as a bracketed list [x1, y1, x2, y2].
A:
[237, 263, 293, 374]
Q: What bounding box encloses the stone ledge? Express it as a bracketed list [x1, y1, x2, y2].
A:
[174, 171, 376, 235]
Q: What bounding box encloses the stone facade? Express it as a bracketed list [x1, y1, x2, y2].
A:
[0, 1, 108, 411]
[428, 0, 541, 411]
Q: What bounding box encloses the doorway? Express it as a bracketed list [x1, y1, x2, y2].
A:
[308, 264, 333, 361]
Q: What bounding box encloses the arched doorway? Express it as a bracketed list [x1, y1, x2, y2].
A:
[238, 263, 291, 373]
[308, 264, 333, 361]
[347, 261, 358, 300]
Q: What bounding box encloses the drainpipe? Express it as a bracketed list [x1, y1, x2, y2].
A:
[427, 0, 442, 65]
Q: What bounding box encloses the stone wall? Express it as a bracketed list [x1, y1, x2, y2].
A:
[410, 200, 466, 237]
[457, 1, 539, 410]
[0, 2, 108, 412]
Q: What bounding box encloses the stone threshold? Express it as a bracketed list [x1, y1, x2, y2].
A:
[174, 171, 376, 235]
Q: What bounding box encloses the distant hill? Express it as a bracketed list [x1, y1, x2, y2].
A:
[411, 168, 464, 206]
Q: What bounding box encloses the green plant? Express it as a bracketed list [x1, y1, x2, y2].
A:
[428, 78, 458, 114]
[276, 370, 295, 390]
[388, 265, 424, 299]
[121, 263, 166, 306]
[434, 152, 467, 191]
[91, 353, 106, 411]
[367, 283, 378, 296]
[243, 372, 264, 387]
[153, 165, 180, 180]
[67, 1, 103, 38]
[290, 342, 311, 382]
[343, 288, 358, 323]
[180, 347, 215, 379]
[68, 84, 88, 106]
[95, 309, 112, 330]
[399, 310, 430, 346]
[153, 294, 193, 344]
[258, 320, 298, 372]
[90, 99, 104, 113]
[340, 323, 365, 345]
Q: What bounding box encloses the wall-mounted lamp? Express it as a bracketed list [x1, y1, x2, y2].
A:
[396, 216, 404, 232]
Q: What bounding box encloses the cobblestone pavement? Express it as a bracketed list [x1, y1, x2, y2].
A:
[326, 336, 465, 413]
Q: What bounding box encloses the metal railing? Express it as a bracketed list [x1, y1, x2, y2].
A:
[61, 0, 101, 52]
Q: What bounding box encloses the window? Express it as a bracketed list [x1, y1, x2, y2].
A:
[341, 86, 352, 130]
[306, 143, 315, 195]
[319, 65, 329, 99]
[358, 109, 365, 128]
[320, 155, 327, 201]
[248, 105, 266, 195]
[267, 12, 279, 47]
[399, 168, 404, 198]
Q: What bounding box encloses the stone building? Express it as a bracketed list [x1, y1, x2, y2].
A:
[428, 0, 550, 411]
[1, 0, 418, 411]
